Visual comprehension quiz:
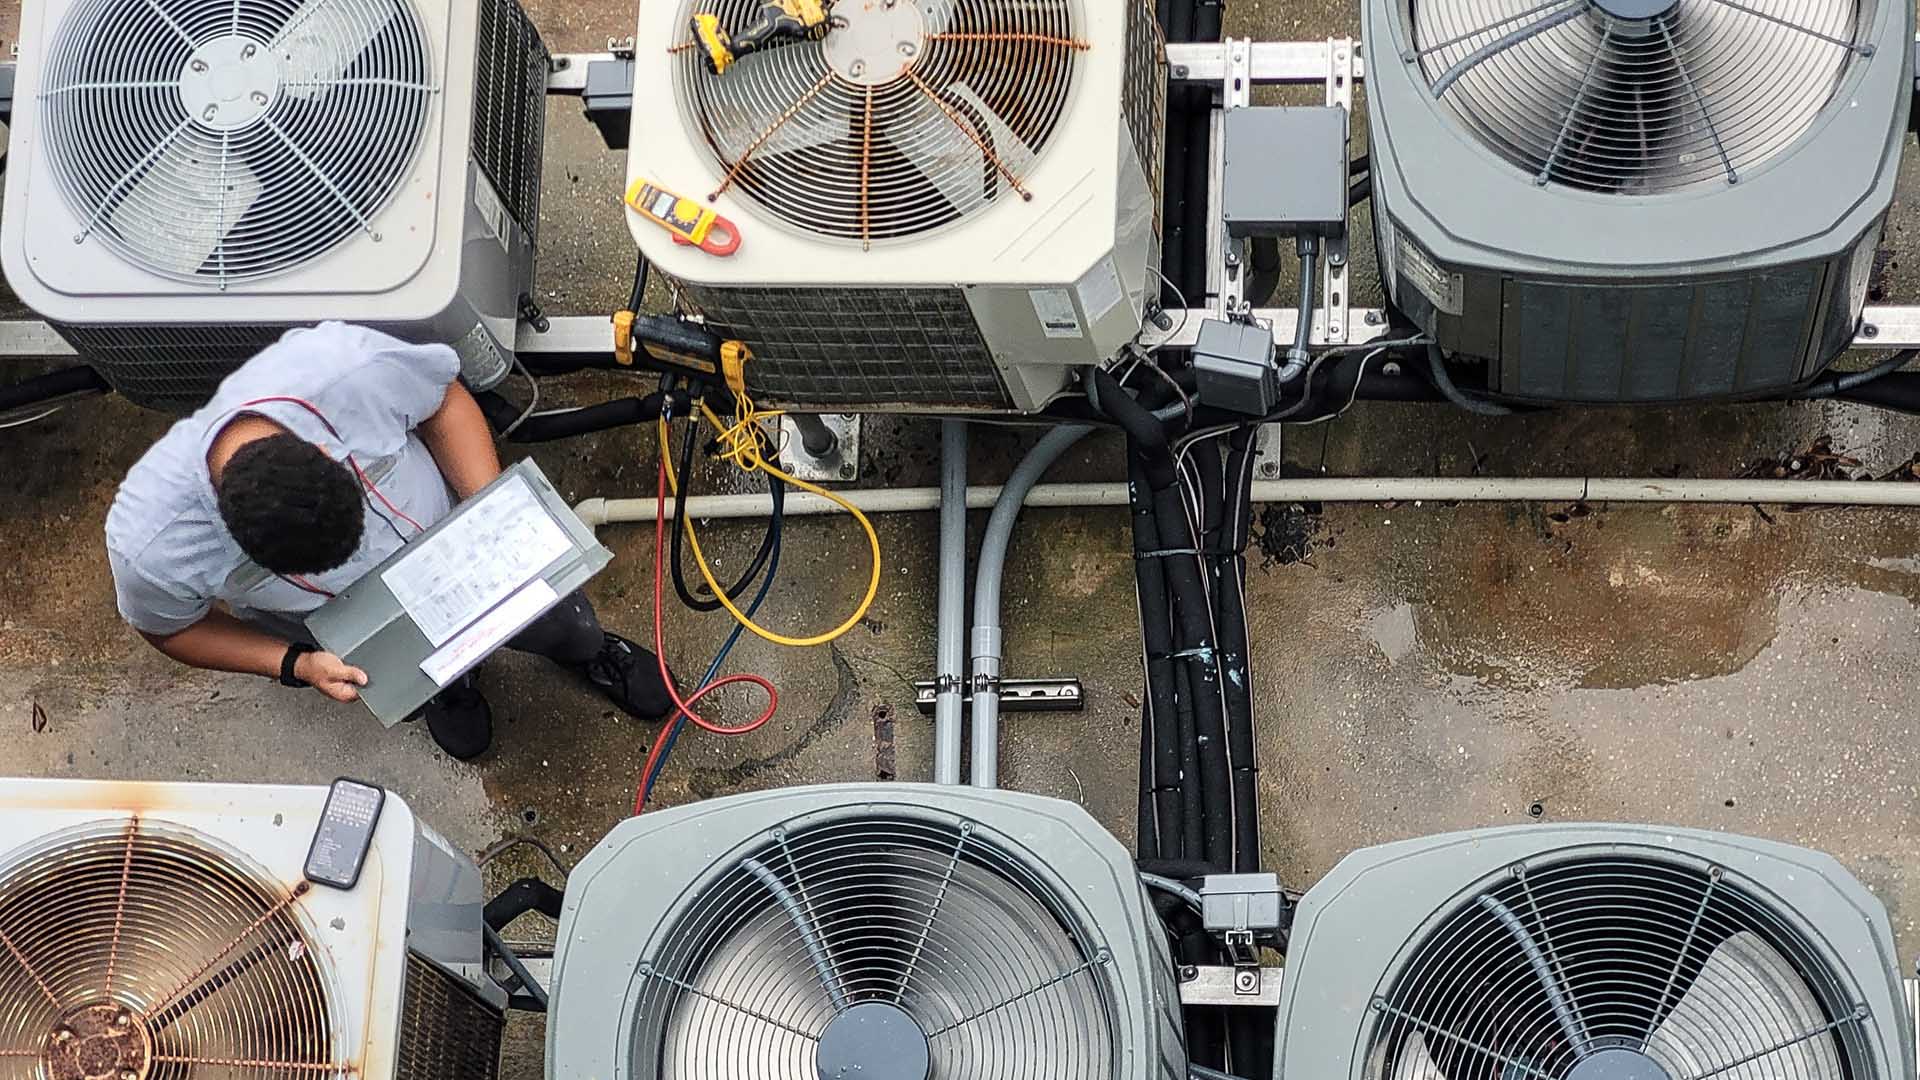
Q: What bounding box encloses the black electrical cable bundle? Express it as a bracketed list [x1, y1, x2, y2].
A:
[474, 388, 689, 442]
[1182, 437, 1235, 872]
[1215, 427, 1261, 873]
[0, 365, 110, 414]
[1098, 362, 1277, 1078]
[1096, 365, 1237, 864]
[1170, 419, 1275, 1080]
[1129, 450, 1188, 861]
[670, 409, 783, 612]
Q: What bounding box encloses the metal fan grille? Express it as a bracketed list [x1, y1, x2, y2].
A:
[1367, 851, 1875, 1080]
[1408, 0, 1866, 192]
[630, 813, 1121, 1080]
[0, 819, 342, 1079]
[39, 0, 435, 284]
[672, 0, 1083, 244]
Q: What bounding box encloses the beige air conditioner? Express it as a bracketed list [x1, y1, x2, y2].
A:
[629, 0, 1168, 412]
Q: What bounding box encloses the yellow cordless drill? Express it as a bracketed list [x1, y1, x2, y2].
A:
[691, 0, 830, 74]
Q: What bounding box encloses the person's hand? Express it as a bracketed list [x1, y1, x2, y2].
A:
[296, 650, 370, 702]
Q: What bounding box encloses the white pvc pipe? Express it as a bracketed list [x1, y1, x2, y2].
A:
[572, 475, 1920, 527]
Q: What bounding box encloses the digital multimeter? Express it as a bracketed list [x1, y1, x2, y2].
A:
[625, 179, 742, 256]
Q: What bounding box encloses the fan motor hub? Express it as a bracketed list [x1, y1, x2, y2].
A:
[1586, 0, 1677, 28]
[815, 1002, 931, 1080]
[1567, 1048, 1673, 1080]
[42, 1002, 151, 1080]
[822, 0, 927, 87]
[178, 34, 281, 131]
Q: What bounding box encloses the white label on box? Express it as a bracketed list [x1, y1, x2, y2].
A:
[420, 579, 559, 686]
[472, 172, 511, 255]
[1396, 233, 1464, 316]
[382, 474, 572, 645]
[1030, 288, 1084, 339]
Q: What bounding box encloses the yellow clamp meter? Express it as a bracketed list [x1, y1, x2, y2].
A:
[624, 178, 741, 256]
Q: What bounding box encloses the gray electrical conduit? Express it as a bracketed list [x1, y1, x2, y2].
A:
[574, 474, 1920, 526]
[1279, 239, 1318, 382]
[933, 420, 969, 786]
[969, 424, 1095, 788]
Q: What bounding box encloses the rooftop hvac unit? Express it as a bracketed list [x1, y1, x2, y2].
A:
[0, 778, 505, 1080]
[0, 0, 550, 411]
[1361, 0, 1913, 402]
[1275, 824, 1913, 1080]
[628, 0, 1166, 413]
[546, 783, 1187, 1080]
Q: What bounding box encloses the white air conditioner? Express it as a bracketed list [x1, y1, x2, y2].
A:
[0, 0, 550, 410]
[629, 0, 1167, 412]
[0, 778, 505, 1079]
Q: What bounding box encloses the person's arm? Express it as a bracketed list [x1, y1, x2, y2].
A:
[140, 610, 369, 703]
[416, 381, 502, 500]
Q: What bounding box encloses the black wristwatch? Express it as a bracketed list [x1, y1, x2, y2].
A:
[281, 642, 320, 688]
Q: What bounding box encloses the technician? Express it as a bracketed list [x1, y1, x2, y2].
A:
[105, 321, 673, 760]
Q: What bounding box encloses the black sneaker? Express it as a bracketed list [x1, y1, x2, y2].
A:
[418, 678, 494, 761]
[577, 632, 675, 721]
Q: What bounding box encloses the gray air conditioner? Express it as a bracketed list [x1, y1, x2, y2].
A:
[0, 777, 505, 1080]
[546, 783, 1188, 1080]
[1275, 824, 1913, 1080]
[1362, 0, 1913, 402]
[0, 0, 549, 411]
[628, 0, 1166, 413]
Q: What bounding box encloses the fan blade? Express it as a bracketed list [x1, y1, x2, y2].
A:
[108, 137, 262, 277]
[1643, 932, 1841, 1080]
[886, 97, 990, 215]
[272, 0, 397, 101]
[706, 42, 847, 160]
[919, 0, 957, 34]
[661, 907, 835, 1080]
[1394, 1033, 1453, 1080]
[915, 860, 1108, 1079]
[946, 83, 1036, 176]
[888, 82, 1035, 215]
[1414, 0, 1603, 131]
[1667, 0, 1848, 160]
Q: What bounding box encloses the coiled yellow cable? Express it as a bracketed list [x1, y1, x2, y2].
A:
[655, 399, 881, 647]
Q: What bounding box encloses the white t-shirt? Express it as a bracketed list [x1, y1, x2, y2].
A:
[105, 322, 461, 636]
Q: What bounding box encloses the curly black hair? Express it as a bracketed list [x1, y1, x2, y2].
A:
[217, 433, 365, 574]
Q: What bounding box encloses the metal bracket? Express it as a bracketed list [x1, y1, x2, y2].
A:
[1322, 38, 1356, 347]
[1223, 929, 1260, 979]
[1254, 422, 1285, 480]
[484, 946, 553, 1006]
[1210, 40, 1253, 319]
[778, 412, 861, 482]
[543, 52, 612, 93]
[1179, 964, 1284, 1007]
[912, 677, 1084, 715]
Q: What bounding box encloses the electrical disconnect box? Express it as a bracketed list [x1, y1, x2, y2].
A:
[1223, 107, 1349, 239]
[1194, 318, 1280, 415]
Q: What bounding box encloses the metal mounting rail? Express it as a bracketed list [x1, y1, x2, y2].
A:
[0, 311, 1914, 366]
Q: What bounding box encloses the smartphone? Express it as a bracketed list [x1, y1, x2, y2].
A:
[304, 778, 386, 890]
